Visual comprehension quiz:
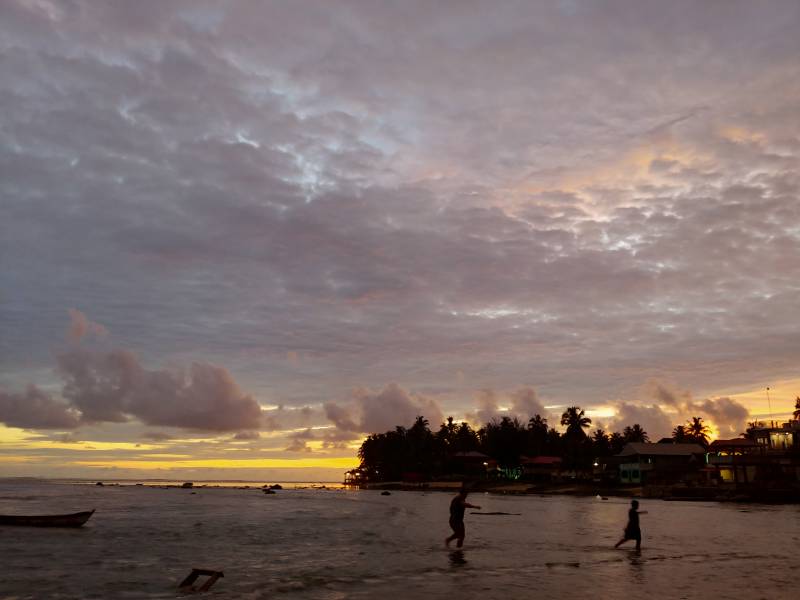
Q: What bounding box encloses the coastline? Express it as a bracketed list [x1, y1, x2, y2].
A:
[358, 480, 639, 497]
[356, 480, 800, 503]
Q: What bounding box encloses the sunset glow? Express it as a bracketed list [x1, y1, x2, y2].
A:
[1, 1, 799, 481]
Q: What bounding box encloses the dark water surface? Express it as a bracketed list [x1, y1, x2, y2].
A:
[0, 480, 797, 599]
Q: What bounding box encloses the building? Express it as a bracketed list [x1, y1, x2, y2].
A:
[449, 451, 491, 478]
[520, 456, 562, 482]
[616, 442, 706, 485]
[749, 420, 800, 452]
[706, 421, 800, 488]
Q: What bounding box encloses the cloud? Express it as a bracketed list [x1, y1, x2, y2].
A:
[233, 430, 260, 440]
[324, 383, 443, 435]
[464, 387, 547, 426]
[617, 379, 752, 439]
[509, 387, 546, 421]
[642, 380, 692, 408]
[319, 429, 360, 450]
[0, 1, 798, 460]
[0, 385, 81, 429]
[607, 402, 674, 441]
[466, 389, 502, 425]
[66, 309, 108, 343]
[285, 428, 314, 452]
[690, 397, 750, 438]
[40, 348, 262, 431]
[142, 431, 172, 441]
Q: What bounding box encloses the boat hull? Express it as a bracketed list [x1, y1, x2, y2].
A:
[0, 510, 95, 528]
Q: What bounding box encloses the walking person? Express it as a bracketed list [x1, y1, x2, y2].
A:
[614, 499, 648, 551]
[445, 489, 481, 548]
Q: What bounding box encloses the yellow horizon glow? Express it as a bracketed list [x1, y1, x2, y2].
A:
[2, 441, 162, 452]
[0, 455, 37, 463]
[724, 378, 799, 421]
[72, 457, 359, 470]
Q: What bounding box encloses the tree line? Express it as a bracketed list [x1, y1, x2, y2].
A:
[357, 406, 717, 482]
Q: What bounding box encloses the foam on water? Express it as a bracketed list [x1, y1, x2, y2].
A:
[0, 480, 798, 599]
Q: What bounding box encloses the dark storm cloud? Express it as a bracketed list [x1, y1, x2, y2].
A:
[1, 0, 799, 442]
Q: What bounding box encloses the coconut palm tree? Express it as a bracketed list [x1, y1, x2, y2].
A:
[793, 396, 800, 421]
[672, 424, 689, 442]
[623, 424, 649, 443]
[527, 414, 548, 434]
[609, 431, 626, 454]
[526, 414, 549, 456]
[591, 428, 611, 456]
[686, 416, 711, 447]
[560, 406, 592, 439]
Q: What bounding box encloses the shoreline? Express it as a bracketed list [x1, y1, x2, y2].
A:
[356, 480, 800, 503]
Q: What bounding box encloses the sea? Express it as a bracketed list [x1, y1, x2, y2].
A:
[0, 479, 798, 599]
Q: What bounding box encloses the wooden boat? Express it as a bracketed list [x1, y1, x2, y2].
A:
[0, 509, 95, 528]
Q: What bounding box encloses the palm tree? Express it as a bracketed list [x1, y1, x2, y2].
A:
[527, 414, 548, 434]
[526, 414, 549, 457]
[793, 396, 800, 421]
[560, 406, 592, 439]
[672, 425, 689, 443]
[609, 431, 626, 454]
[591, 428, 611, 456]
[623, 424, 649, 443]
[686, 416, 711, 447]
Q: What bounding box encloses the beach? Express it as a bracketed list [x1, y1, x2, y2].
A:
[1, 479, 798, 599]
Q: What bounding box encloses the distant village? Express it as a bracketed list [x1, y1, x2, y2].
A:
[345, 398, 800, 502]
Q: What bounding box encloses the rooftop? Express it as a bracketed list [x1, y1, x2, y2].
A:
[619, 442, 705, 457]
[709, 438, 757, 449]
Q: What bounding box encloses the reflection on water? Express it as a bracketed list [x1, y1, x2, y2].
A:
[448, 550, 467, 567]
[0, 480, 798, 599]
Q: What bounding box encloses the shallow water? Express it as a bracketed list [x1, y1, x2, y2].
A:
[0, 480, 798, 599]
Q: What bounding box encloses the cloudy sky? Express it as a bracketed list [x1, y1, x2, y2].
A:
[1, 0, 799, 481]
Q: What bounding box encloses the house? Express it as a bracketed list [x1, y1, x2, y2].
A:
[344, 468, 367, 486]
[705, 438, 762, 485]
[449, 451, 491, 477]
[706, 422, 800, 487]
[616, 442, 705, 484]
[749, 420, 800, 453]
[521, 456, 562, 482]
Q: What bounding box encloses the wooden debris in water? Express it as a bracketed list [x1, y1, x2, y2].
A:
[178, 568, 224, 593]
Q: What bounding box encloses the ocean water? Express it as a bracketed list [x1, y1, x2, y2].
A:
[0, 480, 798, 599]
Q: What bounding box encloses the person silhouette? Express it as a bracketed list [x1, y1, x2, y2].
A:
[445, 489, 481, 548]
[614, 499, 648, 551]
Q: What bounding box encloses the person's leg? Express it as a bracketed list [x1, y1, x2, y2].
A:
[446, 519, 460, 546]
[635, 535, 641, 551]
[455, 523, 465, 548]
[614, 537, 626, 548]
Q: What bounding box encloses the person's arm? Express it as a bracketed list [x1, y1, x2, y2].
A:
[637, 510, 648, 514]
[464, 502, 481, 509]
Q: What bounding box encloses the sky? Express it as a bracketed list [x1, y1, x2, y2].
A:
[1, 0, 799, 481]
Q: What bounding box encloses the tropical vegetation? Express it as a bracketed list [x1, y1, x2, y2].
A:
[355, 407, 720, 482]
